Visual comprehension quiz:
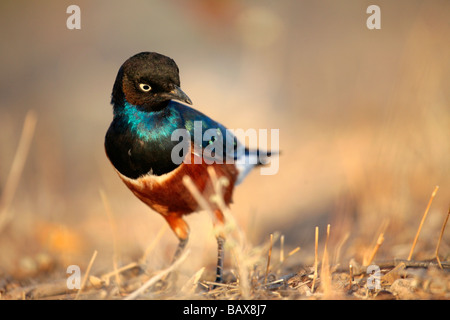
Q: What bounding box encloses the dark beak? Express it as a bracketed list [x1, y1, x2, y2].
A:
[168, 85, 192, 105]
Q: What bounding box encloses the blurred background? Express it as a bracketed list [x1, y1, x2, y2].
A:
[0, 0, 449, 282]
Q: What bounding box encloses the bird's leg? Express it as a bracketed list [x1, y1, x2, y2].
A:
[165, 214, 190, 263]
[159, 237, 188, 288]
[212, 209, 226, 285]
[215, 236, 225, 283]
[172, 237, 188, 263]
[160, 214, 190, 286]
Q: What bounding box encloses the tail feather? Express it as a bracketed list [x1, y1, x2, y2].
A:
[235, 148, 279, 185]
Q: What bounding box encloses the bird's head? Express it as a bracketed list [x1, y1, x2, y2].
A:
[111, 52, 192, 111]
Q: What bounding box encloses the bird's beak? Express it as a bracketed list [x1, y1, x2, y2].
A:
[169, 85, 192, 105]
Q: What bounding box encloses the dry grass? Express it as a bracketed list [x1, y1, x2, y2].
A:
[0, 111, 37, 233]
[0, 1, 449, 301]
[1, 159, 448, 300]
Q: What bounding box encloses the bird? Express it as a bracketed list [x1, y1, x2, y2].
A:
[105, 52, 273, 284]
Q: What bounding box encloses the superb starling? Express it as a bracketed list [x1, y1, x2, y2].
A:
[105, 52, 272, 283]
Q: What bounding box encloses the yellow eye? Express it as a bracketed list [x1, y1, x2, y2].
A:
[139, 83, 152, 92]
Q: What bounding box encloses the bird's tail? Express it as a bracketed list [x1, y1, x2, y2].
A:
[235, 148, 280, 185]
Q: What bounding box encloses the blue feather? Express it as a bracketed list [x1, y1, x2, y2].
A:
[111, 99, 267, 181]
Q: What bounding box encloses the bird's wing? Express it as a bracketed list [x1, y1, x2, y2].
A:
[170, 101, 272, 184]
[170, 102, 243, 162]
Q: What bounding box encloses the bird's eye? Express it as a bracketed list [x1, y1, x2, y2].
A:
[139, 83, 152, 92]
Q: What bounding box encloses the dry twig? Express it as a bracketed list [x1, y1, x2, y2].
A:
[75, 250, 98, 300]
[408, 186, 439, 261]
[435, 207, 450, 269]
[100, 190, 121, 288]
[366, 233, 385, 266]
[264, 233, 273, 284]
[311, 226, 319, 292]
[0, 111, 37, 232]
[320, 224, 332, 295]
[123, 249, 190, 300]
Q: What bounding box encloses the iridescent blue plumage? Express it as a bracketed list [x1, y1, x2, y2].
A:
[106, 99, 241, 179]
[117, 101, 184, 142]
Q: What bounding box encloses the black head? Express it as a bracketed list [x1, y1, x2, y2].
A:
[111, 52, 192, 111]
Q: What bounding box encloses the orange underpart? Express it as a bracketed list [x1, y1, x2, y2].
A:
[119, 150, 238, 240]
